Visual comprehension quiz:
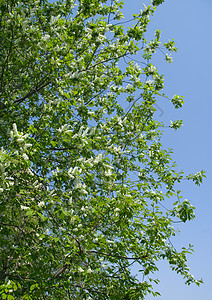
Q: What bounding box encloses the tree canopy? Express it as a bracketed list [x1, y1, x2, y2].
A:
[0, 0, 205, 299]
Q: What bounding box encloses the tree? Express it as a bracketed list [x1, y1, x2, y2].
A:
[0, 0, 205, 299]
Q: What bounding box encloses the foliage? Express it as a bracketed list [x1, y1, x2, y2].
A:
[0, 0, 205, 299]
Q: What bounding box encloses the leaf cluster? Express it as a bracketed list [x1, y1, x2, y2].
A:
[0, 0, 205, 299]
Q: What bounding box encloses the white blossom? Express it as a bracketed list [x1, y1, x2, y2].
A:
[12, 123, 18, 134]
[78, 267, 84, 273]
[74, 176, 82, 189]
[104, 169, 112, 177]
[20, 205, 29, 210]
[22, 153, 29, 160]
[68, 166, 81, 178]
[87, 267, 93, 273]
[94, 153, 103, 164]
[107, 240, 114, 244]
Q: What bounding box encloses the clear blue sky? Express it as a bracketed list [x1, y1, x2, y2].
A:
[122, 0, 212, 299]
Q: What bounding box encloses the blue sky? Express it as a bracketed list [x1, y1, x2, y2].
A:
[121, 0, 212, 299]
